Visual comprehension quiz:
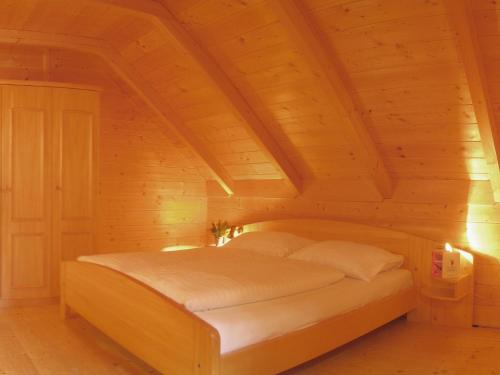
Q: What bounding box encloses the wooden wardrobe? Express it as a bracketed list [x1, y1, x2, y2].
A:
[0, 81, 99, 302]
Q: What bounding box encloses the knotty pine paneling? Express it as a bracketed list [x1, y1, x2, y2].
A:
[306, 0, 486, 181]
[469, 1, 500, 327]
[161, 0, 486, 182]
[0, 0, 140, 39]
[0, 44, 208, 251]
[108, 15, 282, 181]
[161, 0, 361, 181]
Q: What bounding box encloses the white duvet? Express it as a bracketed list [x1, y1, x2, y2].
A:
[78, 248, 345, 312]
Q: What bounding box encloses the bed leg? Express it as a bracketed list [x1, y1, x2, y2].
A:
[60, 300, 73, 319]
[60, 301, 68, 319]
[60, 301, 77, 319]
[60, 263, 75, 319]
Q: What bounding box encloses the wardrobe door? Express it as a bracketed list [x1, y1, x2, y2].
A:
[52, 88, 98, 293]
[1, 85, 53, 299]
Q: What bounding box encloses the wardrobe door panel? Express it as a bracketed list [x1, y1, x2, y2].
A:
[11, 234, 46, 289]
[52, 88, 98, 292]
[12, 109, 45, 219]
[1, 85, 52, 299]
[61, 111, 93, 219]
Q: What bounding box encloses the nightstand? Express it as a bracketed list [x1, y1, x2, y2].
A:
[420, 249, 474, 327]
[422, 271, 473, 302]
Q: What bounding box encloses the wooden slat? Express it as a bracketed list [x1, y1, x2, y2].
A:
[268, 0, 393, 199]
[0, 28, 235, 196]
[445, 0, 500, 202]
[88, 0, 302, 194]
[102, 50, 234, 195]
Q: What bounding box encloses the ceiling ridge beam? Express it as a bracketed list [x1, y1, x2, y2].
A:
[444, 0, 500, 202]
[88, 0, 302, 194]
[0, 28, 235, 196]
[269, 0, 393, 199]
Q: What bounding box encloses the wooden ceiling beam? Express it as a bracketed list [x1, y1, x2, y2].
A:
[269, 0, 393, 199]
[151, 11, 303, 194]
[0, 29, 235, 196]
[101, 50, 235, 196]
[87, 0, 302, 194]
[445, 0, 500, 202]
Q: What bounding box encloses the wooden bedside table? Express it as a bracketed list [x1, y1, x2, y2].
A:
[420, 249, 474, 327]
[422, 271, 473, 302]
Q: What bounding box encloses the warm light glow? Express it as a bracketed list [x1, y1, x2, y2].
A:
[457, 249, 474, 264]
[465, 220, 496, 257]
[161, 245, 198, 252]
[217, 237, 229, 247]
[444, 242, 453, 252]
[233, 226, 243, 237]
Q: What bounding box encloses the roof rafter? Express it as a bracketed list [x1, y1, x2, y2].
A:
[0, 28, 235, 196]
[445, 0, 500, 202]
[269, 0, 393, 199]
[87, 0, 302, 194]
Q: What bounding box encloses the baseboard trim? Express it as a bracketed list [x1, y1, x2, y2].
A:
[0, 297, 58, 308]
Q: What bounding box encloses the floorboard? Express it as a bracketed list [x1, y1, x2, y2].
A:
[0, 305, 499, 374]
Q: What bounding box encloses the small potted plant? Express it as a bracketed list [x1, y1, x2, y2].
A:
[210, 220, 230, 246]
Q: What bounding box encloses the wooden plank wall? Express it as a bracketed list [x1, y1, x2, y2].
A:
[207, 178, 500, 328]
[469, 0, 500, 328]
[0, 44, 208, 251]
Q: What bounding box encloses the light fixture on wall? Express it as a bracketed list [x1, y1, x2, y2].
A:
[432, 242, 461, 279]
[161, 245, 199, 252]
[229, 225, 244, 239]
[432, 242, 474, 280]
[442, 243, 460, 279]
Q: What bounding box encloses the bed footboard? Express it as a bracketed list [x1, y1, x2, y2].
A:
[60, 261, 221, 375]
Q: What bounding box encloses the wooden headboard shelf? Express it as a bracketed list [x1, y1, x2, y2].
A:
[243, 219, 474, 327]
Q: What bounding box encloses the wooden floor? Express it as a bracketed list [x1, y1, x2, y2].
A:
[1, 305, 499, 375]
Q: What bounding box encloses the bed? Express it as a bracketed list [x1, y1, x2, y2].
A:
[60, 219, 442, 374]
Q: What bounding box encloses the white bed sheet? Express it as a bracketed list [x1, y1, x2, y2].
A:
[78, 248, 344, 312]
[196, 269, 413, 354]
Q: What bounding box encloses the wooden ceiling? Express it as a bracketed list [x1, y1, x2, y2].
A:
[1, 0, 499, 201]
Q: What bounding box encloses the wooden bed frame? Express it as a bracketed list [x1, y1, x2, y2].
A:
[60, 219, 458, 374]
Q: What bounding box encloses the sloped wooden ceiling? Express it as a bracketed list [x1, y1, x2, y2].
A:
[1, 0, 498, 202]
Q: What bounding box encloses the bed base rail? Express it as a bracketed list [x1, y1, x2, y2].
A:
[220, 287, 416, 375]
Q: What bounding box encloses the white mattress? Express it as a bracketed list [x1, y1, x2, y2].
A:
[196, 269, 413, 354]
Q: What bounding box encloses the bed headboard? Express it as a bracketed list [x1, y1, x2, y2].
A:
[243, 219, 427, 268]
[242, 219, 474, 327]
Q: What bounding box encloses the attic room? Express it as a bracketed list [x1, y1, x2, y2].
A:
[1, 0, 500, 374]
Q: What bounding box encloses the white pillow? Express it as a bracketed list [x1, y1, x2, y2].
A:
[289, 240, 404, 281]
[223, 231, 315, 257]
